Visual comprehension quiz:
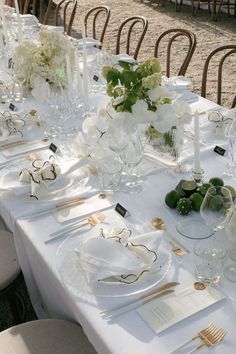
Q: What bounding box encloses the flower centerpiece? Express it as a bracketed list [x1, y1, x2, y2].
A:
[101, 57, 191, 165]
[75, 57, 191, 168]
[12, 30, 75, 100]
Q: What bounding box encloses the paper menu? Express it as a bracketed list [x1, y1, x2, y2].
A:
[138, 286, 225, 334]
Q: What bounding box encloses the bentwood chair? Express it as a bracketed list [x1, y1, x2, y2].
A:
[191, 0, 235, 20]
[23, 0, 45, 20]
[232, 95, 236, 108]
[43, 0, 78, 36]
[115, 16, 148, 60]
[0, 319, 97, 354]
[201, 45, 236, 108]
[154, 28, 197, 77]
[84, 6, 111, 47]
[0, 230, 25, 325]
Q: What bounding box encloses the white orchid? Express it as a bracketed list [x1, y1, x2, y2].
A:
[147, 86, 174, 103]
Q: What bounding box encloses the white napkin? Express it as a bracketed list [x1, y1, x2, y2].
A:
[75, 230, 163, 283]
[75, 237, 146, 283]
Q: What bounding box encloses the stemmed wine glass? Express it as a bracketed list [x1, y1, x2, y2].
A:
[176, 185, 233, 240]
[119, 133, 144, 194]
[200, 186, 233, 233]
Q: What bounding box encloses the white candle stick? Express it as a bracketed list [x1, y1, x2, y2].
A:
[14, 0, 23, 43]
[0, 0, 8, 46]
[65, 42, 73, 89]
[194, 112, 201, 174]
[82, 25, 89, 110]
[74, 49, 82, 94]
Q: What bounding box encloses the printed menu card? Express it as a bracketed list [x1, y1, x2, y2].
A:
[138, 285, 225, 334]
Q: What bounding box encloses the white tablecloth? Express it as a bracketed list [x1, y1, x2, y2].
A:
[0, 90, 236, 353]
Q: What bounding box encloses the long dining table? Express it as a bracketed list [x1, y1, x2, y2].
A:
[1, 11, 236, 354]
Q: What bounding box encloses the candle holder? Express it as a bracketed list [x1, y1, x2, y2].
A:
[191, 168, 204, 184]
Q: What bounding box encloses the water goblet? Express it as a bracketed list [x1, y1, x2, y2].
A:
[176, 185, 233, 240]
[200, 186, 233, 233]
[119, 133, 144, 194]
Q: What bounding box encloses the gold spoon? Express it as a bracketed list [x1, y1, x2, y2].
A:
[151, 217, 166, 230]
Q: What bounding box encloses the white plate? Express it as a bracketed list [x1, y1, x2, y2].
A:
[56, 232, 172, 297]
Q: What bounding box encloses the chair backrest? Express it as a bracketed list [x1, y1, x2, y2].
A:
[115, 16, 148, 60]
[23, 0, 44, 21]
[84, 6, 111, 46]
[232, 95, 236, 109]
[201, 45, 236, 108]
[43, 0, 77, 36]
[154, 28, 197, 77]
[55, 0, 77, 36]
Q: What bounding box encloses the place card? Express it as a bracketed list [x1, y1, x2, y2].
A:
[214, 145, 226, 156]
[49, 143, 58, 153]
[9, 103, 17, 111]
[115, 203, 130, 218]
[138, 285, 225, 334]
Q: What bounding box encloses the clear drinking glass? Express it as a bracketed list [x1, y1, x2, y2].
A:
[98, 157, 122, 193]
[194, 234, 227, 286]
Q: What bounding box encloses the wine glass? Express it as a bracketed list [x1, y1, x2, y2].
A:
[200, 186, 233, 233]
[119, 133, 144, 194]
[223, 207, 236, 282]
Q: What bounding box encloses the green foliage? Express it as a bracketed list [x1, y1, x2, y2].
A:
[102, 57, 162, 113]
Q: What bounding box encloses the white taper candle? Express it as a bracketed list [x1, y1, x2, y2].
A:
[194, 112, 201, 173]
[14, 0, 23, 43]
[0, 0, 8, 46]
[82, 25, 89, 110]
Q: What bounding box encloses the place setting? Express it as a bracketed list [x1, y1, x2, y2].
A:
[55, 215, 173, 299]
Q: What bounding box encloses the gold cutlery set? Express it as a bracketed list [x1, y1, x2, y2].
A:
[101, 282, 180, 320]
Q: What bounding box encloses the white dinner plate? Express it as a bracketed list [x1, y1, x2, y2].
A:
[56, 231, 172, 297]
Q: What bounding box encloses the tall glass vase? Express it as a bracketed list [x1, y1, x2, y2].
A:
[144, 124, 184, 167]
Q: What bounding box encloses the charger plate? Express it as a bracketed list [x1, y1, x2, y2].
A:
[56, 232, 172, 297]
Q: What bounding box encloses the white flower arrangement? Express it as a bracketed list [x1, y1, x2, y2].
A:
[12, 30, 75, 90]
[74, 57, 192, 163]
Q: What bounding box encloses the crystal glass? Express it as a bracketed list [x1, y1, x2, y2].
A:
[194, 234, 227, 286]
[200, 186, 233, 233]
[224, 207, 236, 282]
[98, 157, 122, 193]
[176, 185, 233, 240]
[119, 133, 144, 194]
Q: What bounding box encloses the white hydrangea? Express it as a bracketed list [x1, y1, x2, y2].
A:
[12, 30, 75, 89]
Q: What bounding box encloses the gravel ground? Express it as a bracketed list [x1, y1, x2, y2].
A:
[57, 0, 236, 107]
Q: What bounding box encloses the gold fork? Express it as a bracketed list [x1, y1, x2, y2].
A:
[169, 240, 188, 256]
[169, 323, 227, 354]
[45, 213, 105, 244]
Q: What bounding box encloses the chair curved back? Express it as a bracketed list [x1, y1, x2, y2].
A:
[55, 0, 77, 36]
[232, 95, 236, 109]
[43, 0, 77, 36]
[21, 0, 43, 18]
[201, 45, 236, 108]
[154, 28, 197, 77]
[84, 6, 111, 46]
[115, 16, 148, 60]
